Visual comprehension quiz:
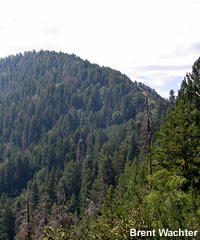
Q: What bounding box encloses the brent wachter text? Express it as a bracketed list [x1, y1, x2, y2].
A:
[130, 229, 198, 237]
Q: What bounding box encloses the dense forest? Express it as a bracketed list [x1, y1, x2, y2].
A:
[0, 50, 198, 239]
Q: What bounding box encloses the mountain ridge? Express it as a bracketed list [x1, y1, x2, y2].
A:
[0, 50, 171, 239]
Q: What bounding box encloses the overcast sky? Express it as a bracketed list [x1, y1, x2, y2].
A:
[1, 0, 200, 98]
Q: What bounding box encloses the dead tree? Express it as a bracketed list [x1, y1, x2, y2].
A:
[138, 86, 153, 190]
[15, 191, 32, 240]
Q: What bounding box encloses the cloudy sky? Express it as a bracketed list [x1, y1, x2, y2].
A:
[1, 0, 200, 98]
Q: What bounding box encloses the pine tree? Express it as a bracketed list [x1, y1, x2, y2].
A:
[152, 100, 200, 189]
[169, 89, 175, 104]
[0, 195, 15, 240]
[100, 185, 119, 226]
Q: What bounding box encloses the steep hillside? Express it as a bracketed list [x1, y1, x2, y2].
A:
[0, 50, 170, 239]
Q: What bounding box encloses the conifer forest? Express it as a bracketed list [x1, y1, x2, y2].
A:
[0, 50, 199, 239]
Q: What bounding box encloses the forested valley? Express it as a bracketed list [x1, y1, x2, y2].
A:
[0, 50, 199, 239]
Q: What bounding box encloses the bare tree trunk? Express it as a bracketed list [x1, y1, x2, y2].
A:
[27, 198, 31, 240]
[146, 97, 152, 177]
[15, 191, 32, 240]
[146, 97, 152, 191]
[138, 86, 153, 191]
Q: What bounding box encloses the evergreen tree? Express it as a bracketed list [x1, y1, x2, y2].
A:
[0, 195, 15, 240]
[169, 89, 175, 104]
[152, 100, 200, 189]
[100, 185, 120, 226]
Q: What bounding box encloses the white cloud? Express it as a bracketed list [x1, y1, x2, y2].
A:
[177, 81, 182, 88]
[41, 25, 66, 35]
[0, 0, 200, 97]
[155, 88, 171, 99]
[127, 64, 191, 88]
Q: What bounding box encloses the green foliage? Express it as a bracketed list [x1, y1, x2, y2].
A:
[153, 100, 200, 189]
[43, 226, 77, 240]
[1, 50, 199, 239]
[0, 50, 170, 239]
[0, 194, 15, 240]
[144, 170, 197, 230]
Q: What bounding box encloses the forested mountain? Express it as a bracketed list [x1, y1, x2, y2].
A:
[0, 50, 175, 239]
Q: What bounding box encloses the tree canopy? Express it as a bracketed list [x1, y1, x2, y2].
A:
[0, 50, 183, 239]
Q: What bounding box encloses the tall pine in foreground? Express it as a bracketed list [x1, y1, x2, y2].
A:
[152, 100, 200, 190]
[147, 57, 200, 236]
